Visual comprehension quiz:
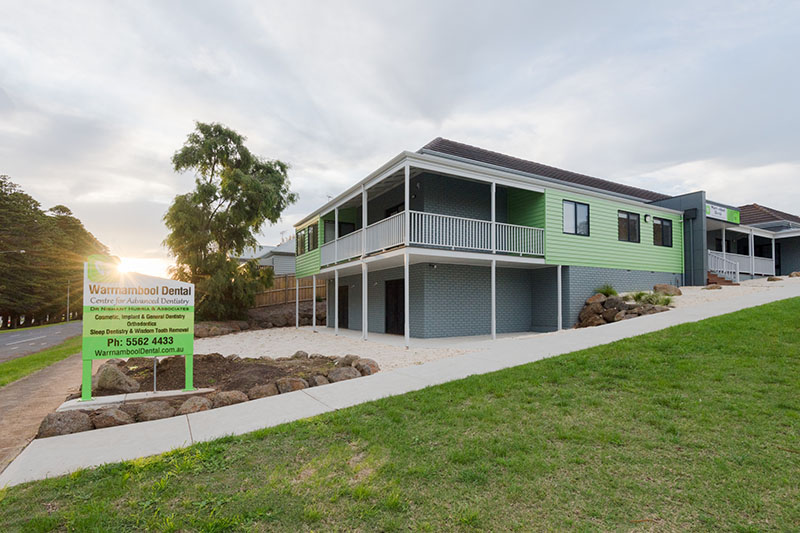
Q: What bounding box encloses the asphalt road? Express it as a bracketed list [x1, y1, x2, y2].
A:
[0, 322, 83, 363]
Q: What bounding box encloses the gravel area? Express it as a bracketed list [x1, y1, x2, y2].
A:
[194, 327, 469, 372]
[669, 276, 800, 308]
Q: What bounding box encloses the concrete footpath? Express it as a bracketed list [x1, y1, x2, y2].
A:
[2, 284, 800, 488]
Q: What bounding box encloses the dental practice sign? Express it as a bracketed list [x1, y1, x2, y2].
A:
[81, 255, 195, 401]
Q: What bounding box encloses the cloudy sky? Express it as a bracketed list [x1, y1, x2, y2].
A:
[2, 1, 799, 276]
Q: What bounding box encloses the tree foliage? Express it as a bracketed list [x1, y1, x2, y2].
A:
[0, 175, 108, 328]
[164, 122, 297, 320]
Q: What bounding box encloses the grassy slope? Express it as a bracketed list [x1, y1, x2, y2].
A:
[0, 337, 81, 387]
[1, 300, 799, 531]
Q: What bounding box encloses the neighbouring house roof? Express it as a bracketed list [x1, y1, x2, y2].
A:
[738, 204, 800, 226]
[233, 245, 275, 261]
[233, 238, 296, 261]
[419, 137, 671, 203]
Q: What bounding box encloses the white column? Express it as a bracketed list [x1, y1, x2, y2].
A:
[362, 262, 368, 341]
[312, 275, 316, 332]
[557, 265, 563, 331]
[749, 228, 754, 277]
[334, 269, 339, 335]
[772, 237, 776, 275]
[491, 182, 496, 253]
[404, 163, 411, 246]
[295, 278, 299, 328]
[361, 185, 367, 257]
[491, 259, 496, 340]
[334, 207, 339, 262]
[404, 250, 410, 348]
[722, 226, 726, 261]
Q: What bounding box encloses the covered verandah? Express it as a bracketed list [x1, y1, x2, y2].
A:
[707, 218, 775, 281]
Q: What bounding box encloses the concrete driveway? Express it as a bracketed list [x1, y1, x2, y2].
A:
[0, 322, 83, 363]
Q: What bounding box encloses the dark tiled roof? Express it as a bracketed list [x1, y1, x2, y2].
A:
[738, 203, 800, 225]
[419, 137, 670, 202]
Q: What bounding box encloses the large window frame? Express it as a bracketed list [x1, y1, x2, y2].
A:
[307, 224, 319, 251]
[617, 210, 640, 243]
[296, 228, 307, 255]
[563, 200, 590, 236]
[653, 217, 673, 247]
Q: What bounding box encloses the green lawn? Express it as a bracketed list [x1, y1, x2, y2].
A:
[0, 336, 81, 387]
[1, 300, 799, 531]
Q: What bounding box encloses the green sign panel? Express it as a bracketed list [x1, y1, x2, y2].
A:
[81, 255, 195, 401]
[706, 203, 740, 224]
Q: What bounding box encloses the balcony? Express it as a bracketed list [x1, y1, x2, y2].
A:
[320, 210, 544, 267]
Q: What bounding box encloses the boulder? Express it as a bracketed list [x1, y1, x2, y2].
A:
[92, 363, 140, 394]
[328, 366, 361, 382]
[578, 302, 605, 323]
[603, 296, 624, 310]
[336, 354, 360, 367]
[248, 383, 279, 399]
[212, 391, 249, 408]
[92, 408, 134, 429]
[276, 377, 309, 394]
[176, 396, 212, 415]
[291, 350, 309, 359]
[137, 401, 176, 422]
[767, 276, 782, 282]
[37, 411, 93, 438]
[354, 358, 380, 376]
[653, 284, 682, 296]
[703, 284, 722, 290]
[585, 293, 607, 305]
[653, 305, 671, 313]
[309, 375, 330, 387]
[602, 308, 621, 323]
[789, 271, 800, 278]
[578, 315, 606, 328]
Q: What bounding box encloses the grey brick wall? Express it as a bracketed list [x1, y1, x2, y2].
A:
[563, 266, 681, 327]
[419, 173, 492, 221]
[778, 236, 800, 275]
[530, 267, 559, 332]
[417, 263, 491, 337]
[496, 267, 532, 334]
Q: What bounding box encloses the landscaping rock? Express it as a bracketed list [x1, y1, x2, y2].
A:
[137, 401, 176, 422]
[276, 377, 309, 394]
[654, 284, 682, 296]
[789, 271, 800, 278]
[653, 305, 671, 313]
[603, 296, 624, 310]
[703, 284, 722, 290]
[602, 308, 621, 323]
[767, 276, 782, 282]
[328, 366, 361, 382]
[336, 354, 360, 367]
[354, 358, 380, 376]
[37, 411, 93, 438]
[248, 383, 279, 399]
[581, 315, 607, 328]
[309, 375, 330, 387]
[176, 396, 212, 415]
[118, 403, 139, 417]
[291, 350, 309, 359]
[213, 390, 249, 408]
[585, 293, 607, 305]
[92, 408, 134, 429]
[92, 363, 140, 393]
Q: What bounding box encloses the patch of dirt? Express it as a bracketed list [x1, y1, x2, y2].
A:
[111, 353, 336, 396]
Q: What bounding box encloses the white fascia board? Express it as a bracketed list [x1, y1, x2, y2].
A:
[296, 150, 683, 228]
[727, 224, 779, 239]
[773, 228, 800, 239]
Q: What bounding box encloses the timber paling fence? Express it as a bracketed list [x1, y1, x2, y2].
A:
[253, 274, 326, 308]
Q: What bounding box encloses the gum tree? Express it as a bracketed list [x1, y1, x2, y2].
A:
[164, 122, 296, 320]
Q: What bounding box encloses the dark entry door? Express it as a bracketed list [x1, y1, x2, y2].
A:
[338, 286, 349, 329]
[385, 279, 404, 335]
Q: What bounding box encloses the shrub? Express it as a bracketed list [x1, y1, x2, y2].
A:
[638, 292, 673, 306]
[595, 284, 618, 297]
[631, 291, 648, 303]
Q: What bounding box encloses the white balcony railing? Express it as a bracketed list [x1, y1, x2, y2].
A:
[365, 211, 405, 254]
[320, 240, 335, 266]
[409, 211, 492, 251]
[708, 250, 740, 282]
[496, 222, 544, 256]
[709, 250, 774, 277]
[335, 229, 363, 264]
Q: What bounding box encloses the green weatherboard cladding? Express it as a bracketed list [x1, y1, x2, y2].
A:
[543, 189, 684, 273]
[295, 217, 323, 278]
[507, 189, 545, 228]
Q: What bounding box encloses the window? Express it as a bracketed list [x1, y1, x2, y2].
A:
[618, 211, 640, 243]
[563, 200, 590, 236]
[308, 224, 318, 251]
[296, 229, 306, 255]
[653, 217, 672, 247]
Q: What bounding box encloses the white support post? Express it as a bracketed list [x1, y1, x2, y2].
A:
[362, 262, 368, 341]
[404, 163, 410, 246]
[491, 259, 496, 340]
[772, 237, 776, 276]
[404, 250, 410, 348]
[312, 275, 316, 332]
[491, 182, 496, 253]
[334, 207, 339, 262]
[361, 185, 367, 257]
[295, 278, 299, 328]
[557, 265, 563, 331]
[722, 226, 726, 262]
[749, 228, 755, 277]
[334, 269, 339, 335]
